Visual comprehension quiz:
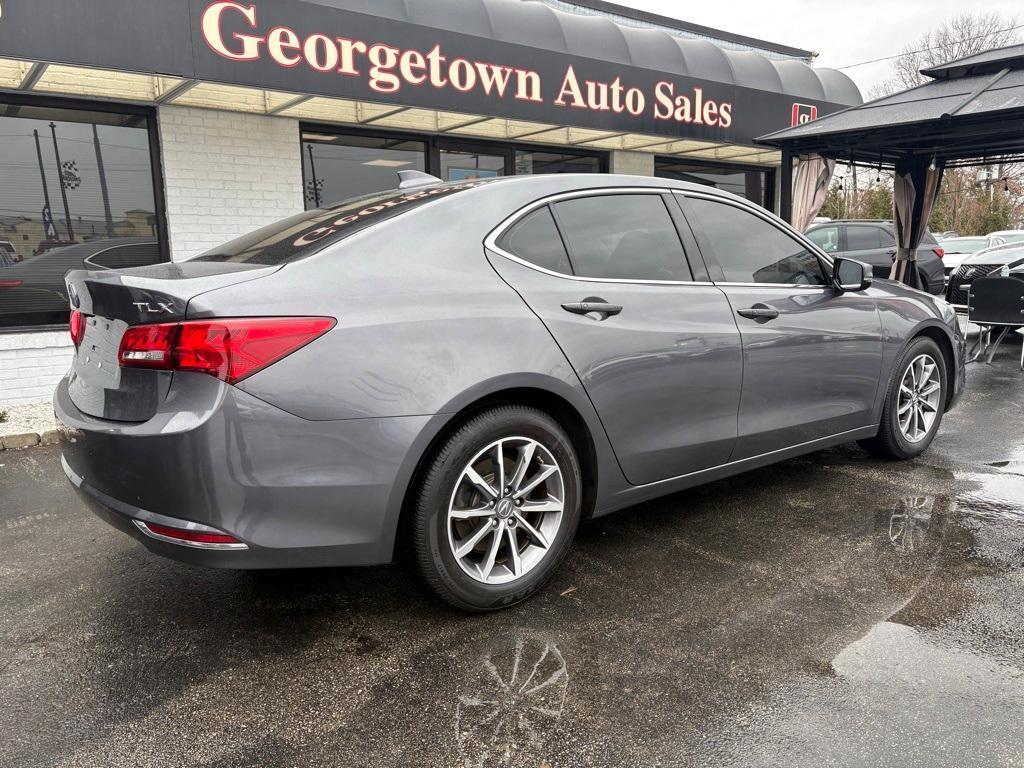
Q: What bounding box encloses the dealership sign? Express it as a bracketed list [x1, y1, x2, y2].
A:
[0, 0, 854, 144]
[201, 1, 735, 131]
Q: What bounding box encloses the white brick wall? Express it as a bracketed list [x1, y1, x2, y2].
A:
[609, 150, 655, 177]
[158, 105, 305, 260]
[0, 332, 73, 406]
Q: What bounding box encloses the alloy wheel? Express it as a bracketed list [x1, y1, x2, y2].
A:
[447, 437, 565, 585]
[897, 354, 942, 443]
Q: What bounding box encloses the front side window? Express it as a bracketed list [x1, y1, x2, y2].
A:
[807, 226, 840, 253]
[498, 206, 572, 274]
[551, 194, 691, 281]
[685, 198, 828, 286]
[0, 103, 163, 328]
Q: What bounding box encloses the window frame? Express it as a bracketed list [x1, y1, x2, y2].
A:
[675, 190, 834, 289]
[485, 187, 709, 286]
[0, 93, 168, 334]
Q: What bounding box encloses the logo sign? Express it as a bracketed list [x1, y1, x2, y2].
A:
[791, 103, 819, 127]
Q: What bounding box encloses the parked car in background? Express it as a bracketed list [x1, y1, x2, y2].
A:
[0, 237, 159, 327]
[57, 174, 966, 611]
[947, 242, 1024, 309]
[987, 230, 1024, 244]
[805, 219, 945, 294]
[0, 240, 20, 266]
[938, 235, 1006, 277]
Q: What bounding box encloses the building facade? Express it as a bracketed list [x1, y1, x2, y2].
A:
[0, 0, 861, 405]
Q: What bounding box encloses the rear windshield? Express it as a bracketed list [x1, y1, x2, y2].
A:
[191, 181, 488, 265]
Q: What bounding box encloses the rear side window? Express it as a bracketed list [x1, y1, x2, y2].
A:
[685, 197, 828, 285]
[552, 194, 692, 281]
[846, 226, 882, 251]
[192, 181, 488, 265]
[498, 206, 572, 274]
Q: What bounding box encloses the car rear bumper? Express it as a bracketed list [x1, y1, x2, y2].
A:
[55, 374, 432, 569]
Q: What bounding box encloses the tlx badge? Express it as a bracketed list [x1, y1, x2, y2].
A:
[134, 301, 174, 314]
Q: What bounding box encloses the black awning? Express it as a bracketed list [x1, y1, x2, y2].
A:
[0, 0, 861, 145]
[757, 44, 1024, 166]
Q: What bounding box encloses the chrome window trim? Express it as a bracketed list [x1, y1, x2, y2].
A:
[484, 187, 715, 287]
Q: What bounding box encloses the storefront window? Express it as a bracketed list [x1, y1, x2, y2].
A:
[515, 151, 603, 175]
[439, 148, 506, 182]
[0, 102, 163, 329]
[302, 132, 427, 209]
[655, 159, 773, 210]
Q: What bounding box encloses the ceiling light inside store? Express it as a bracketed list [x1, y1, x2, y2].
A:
[363, 159, 413, 168]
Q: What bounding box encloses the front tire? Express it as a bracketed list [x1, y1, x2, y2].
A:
[411, 406, 581, 612]
[859, 337, 947, 460]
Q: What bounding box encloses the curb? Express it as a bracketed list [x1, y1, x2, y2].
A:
[0, 430, 61, 451]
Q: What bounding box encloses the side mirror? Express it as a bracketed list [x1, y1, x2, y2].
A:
[833, 257, 872, 292]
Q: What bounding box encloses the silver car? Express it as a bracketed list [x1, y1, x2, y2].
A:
[56, 174, 966, 611]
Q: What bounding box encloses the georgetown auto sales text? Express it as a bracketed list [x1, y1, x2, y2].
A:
[202, 1, 735, 129]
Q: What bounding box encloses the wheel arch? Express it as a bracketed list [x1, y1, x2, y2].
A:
[909, 321, 957, 409]
[389, 378, 606, 562]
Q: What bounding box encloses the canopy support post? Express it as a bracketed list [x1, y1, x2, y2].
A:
[779, 147, 794, 225]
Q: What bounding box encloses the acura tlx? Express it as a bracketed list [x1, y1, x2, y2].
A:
[56, 172, 965, 611]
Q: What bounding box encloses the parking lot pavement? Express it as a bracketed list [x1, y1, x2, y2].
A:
[2, 356, 1023, 768]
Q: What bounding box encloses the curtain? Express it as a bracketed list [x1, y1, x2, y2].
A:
[890, 158, 945, 288]
[791, 154, 836, 232]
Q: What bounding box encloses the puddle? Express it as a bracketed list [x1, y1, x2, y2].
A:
[886, 496, 936, 554]
[955, 473, 1024, 525]
[986, 460, 1024, 477]
[456, 637, 568, 768]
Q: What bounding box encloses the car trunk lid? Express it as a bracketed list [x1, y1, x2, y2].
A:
[65, 261, 280, 421]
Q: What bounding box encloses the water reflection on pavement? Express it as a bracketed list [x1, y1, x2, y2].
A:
[1, 362, 1023, 768]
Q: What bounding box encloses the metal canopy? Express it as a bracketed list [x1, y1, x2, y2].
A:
[757, 44, 1024, 168]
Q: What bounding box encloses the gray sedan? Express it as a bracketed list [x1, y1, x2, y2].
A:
[56, 174, 966, 611]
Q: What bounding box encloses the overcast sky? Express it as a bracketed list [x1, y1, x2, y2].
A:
[614, 0, 1021, 96]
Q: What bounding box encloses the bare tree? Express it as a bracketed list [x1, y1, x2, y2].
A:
[875, 12, 1020, 95]
[867, 13, 1024, 233]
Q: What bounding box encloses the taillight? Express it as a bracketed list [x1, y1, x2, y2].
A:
[133, 520, 246, 548]
[0, 279, 23, 288]
[142, 522, 242, 545]
[117, 317, 335, 384]
[69, 309, 86, 347]
[933, 247, 945, 260]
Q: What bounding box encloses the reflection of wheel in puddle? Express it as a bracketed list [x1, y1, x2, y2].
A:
[456, 638, 568, 768]
[888, 496, 935, 552]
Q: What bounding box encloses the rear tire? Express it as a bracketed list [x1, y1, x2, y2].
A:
[411, 406, 581, 612]
[859, 337, 947, 460]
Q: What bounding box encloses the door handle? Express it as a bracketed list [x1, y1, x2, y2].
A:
[886, 249, 897, 257]
[562, 299, 623, 318]
[737, 307, 780, 320]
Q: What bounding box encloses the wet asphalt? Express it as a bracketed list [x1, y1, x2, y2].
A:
[2, 342, 1024, 768]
